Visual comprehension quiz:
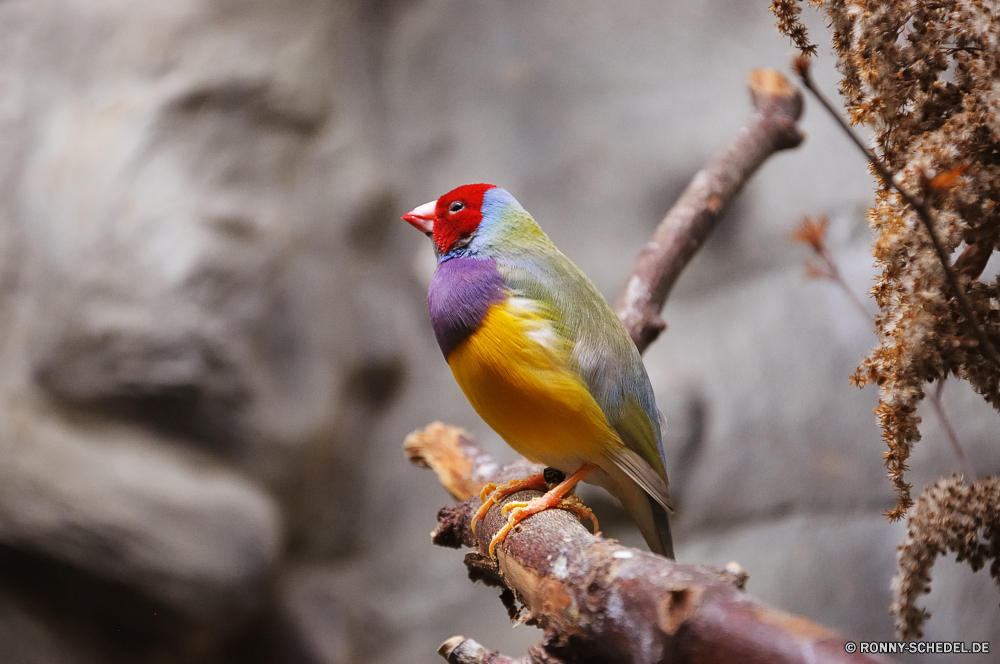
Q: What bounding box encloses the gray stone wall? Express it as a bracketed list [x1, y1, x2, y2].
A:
[0, 1, 995, 663]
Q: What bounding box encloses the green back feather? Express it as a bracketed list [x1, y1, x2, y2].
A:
[471, 198, 669, 490]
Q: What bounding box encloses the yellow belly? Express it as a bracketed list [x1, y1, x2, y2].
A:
[447, 299, 616, 469]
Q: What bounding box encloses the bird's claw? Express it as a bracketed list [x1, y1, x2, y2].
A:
[548, 493, 600, 535]
[487, 491, 600, 558]
[474, 463, 600, 558]
[471, 474, 547, 536]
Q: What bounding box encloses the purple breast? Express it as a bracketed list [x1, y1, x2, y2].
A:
[428, 256, 506, 358]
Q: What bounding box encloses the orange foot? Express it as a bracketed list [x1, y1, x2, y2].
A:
[484, 463, 600, 558]
[471, 473, 548, 536]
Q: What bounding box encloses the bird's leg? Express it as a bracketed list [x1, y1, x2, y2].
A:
[472, 467, 574, 535]
[489, 463, 600, 558]
[538, 467, 599, 533]
[471, 473, 548, 535]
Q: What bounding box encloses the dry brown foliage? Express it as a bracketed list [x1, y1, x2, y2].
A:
[891, 476, 1000, 639]
[772, 0, 1000, 522]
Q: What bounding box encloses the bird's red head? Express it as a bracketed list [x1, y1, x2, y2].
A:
[402, 183, 495, 254]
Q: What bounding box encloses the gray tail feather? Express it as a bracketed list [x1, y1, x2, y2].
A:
[648, 495, 675, 559]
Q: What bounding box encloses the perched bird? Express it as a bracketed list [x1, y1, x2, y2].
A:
[403, 184, 674, 558]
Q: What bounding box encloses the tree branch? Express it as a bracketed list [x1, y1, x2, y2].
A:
[614, 69, 805, 352]
[405, 422, 501, 501]
[406, 424, 893, 664]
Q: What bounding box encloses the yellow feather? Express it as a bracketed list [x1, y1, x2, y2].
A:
[447, 298, 618, 469]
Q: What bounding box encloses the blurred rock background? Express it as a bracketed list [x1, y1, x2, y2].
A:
[0, 1, 995, 663]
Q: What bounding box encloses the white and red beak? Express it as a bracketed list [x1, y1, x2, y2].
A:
[401, 200, 436, 235]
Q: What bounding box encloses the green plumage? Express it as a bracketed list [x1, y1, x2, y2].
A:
[408, 183, 675, 557]
[472, 190, 674, 556]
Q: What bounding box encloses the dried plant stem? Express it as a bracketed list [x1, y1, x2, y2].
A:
[926, 380, 976, 482]
[802, 228, 976, 482]
[795, 63, 1000, 370]
[830, 274, 870, 323]
[816, 248, 871, 323]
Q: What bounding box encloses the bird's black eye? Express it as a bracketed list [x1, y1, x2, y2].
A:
[449, 201, 465, 213]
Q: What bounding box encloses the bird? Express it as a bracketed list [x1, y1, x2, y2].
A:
[403, 183, 674, 558]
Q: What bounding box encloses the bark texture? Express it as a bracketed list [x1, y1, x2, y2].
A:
[407, 424, 894, 664]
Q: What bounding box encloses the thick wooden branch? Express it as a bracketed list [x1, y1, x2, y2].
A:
[406, 424, 894, 664]
[615, 69, 805, 352]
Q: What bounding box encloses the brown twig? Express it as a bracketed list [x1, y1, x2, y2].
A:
[792, 216, 871, 322]
[410, 424, 894, 664]
[793, 58, 1000, 370]
[789, 219, 977, 481]
[925, 380, 976, 482]
[614, 68, 805, 352]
